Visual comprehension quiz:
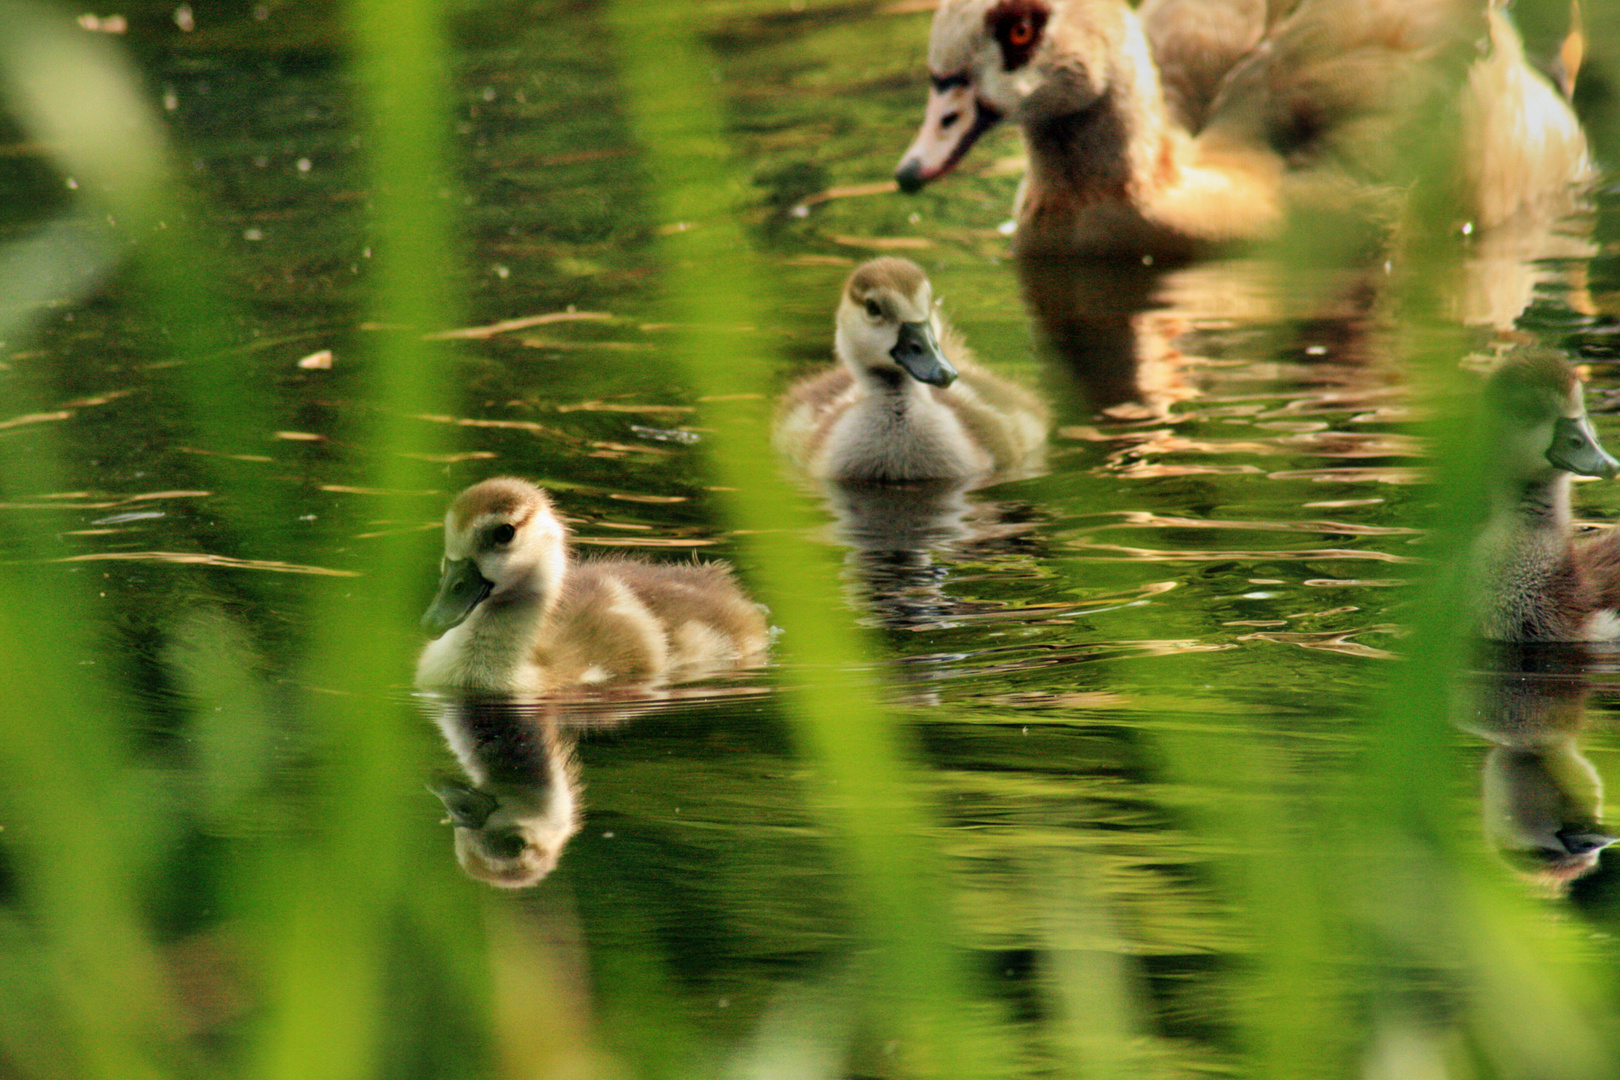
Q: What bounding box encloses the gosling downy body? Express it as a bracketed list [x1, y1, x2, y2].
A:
[1471, 353, 1620, 643]
[416, 478, 769, 694]
[896, 0, 1592, 259]
[775, 257, 1047, 483]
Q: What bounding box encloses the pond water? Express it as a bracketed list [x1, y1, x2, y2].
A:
[5, 0, 1620, 1077]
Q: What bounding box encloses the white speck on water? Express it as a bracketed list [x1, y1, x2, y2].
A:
[244, 228, 263, 241]
[65, 177, 78, 190]
[997, 220, 1017, 236]
[1242, 591, 1276, 600]
[296, 158, 312, 173]
[494, 264, 510, 279]
[174, 4, 194, 31]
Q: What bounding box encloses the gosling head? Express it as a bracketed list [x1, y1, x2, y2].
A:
[1485, 351, 1618, 486]
[421, 478, 570, 638]
[835, 257, 957, 390]
[429, 775, 578, 889]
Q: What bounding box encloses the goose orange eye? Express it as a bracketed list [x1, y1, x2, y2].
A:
[987, 1, 1047, 70]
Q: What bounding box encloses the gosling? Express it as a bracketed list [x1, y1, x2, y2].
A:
[775, 257, 1047, 483]
[1471, 352, 1620, 642]
[416, 478, 769, 694]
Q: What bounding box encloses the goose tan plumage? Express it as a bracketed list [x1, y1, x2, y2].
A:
[775, 257, 1047, 482]
[1471, 352, 1620, 643]
[416, 478, 769, 694]
[895, 0, 1593, 259]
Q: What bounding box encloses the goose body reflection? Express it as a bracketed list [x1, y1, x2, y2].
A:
[427, 698, 580, 889]
[775, 257, 1047, 483]
[1472, 353, 1620, 642]
[896, 0, 1591, 259]
[417, 477, 769, 693]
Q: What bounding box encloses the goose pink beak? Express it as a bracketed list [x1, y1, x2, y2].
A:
[895, 81, 1001, 192]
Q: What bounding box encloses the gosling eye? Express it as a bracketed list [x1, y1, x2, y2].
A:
[491, 523, 516, 546]
[864, 298, 882, 319]
[485, 830, 528, 860]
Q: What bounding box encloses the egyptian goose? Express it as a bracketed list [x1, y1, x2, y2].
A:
[895, 0, 1592, 259]
[775, 257, 1047, 482]
[416, 478, 769, 693]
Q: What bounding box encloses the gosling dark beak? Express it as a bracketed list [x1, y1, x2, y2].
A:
[891, 320, 957, 387]
[429, 777, 500, 830]
[421, 557, 493, 638]
[1556, 827, 1618, 856]
[1547, 416, 1619, 478]
[895, 82, 1001, 193]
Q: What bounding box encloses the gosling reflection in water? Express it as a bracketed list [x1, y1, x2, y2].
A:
[425, 696, 580, 889]
[818, 480, 1039, 631]
[1458, 646, 1616, 893]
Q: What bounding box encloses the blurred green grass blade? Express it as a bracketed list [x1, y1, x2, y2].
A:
[1361, 84, 1620, 1073]
[252, 0, 460, 1075]
[0, 576, 188, 1079]
[603, 0, 1001, 1072]
[0, 7, 197, 1077]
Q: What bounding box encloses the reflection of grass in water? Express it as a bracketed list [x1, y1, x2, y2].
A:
[3, 0, 1620, 1076]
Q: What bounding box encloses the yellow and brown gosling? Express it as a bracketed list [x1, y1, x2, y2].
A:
[774, 257, 1047, 483]
[416, 478, 769, 694]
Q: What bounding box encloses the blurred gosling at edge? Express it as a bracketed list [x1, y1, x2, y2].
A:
[775, 257, 1048, 483]
[417, 478, 769, 694]
[1471, 352, 1620, 642]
